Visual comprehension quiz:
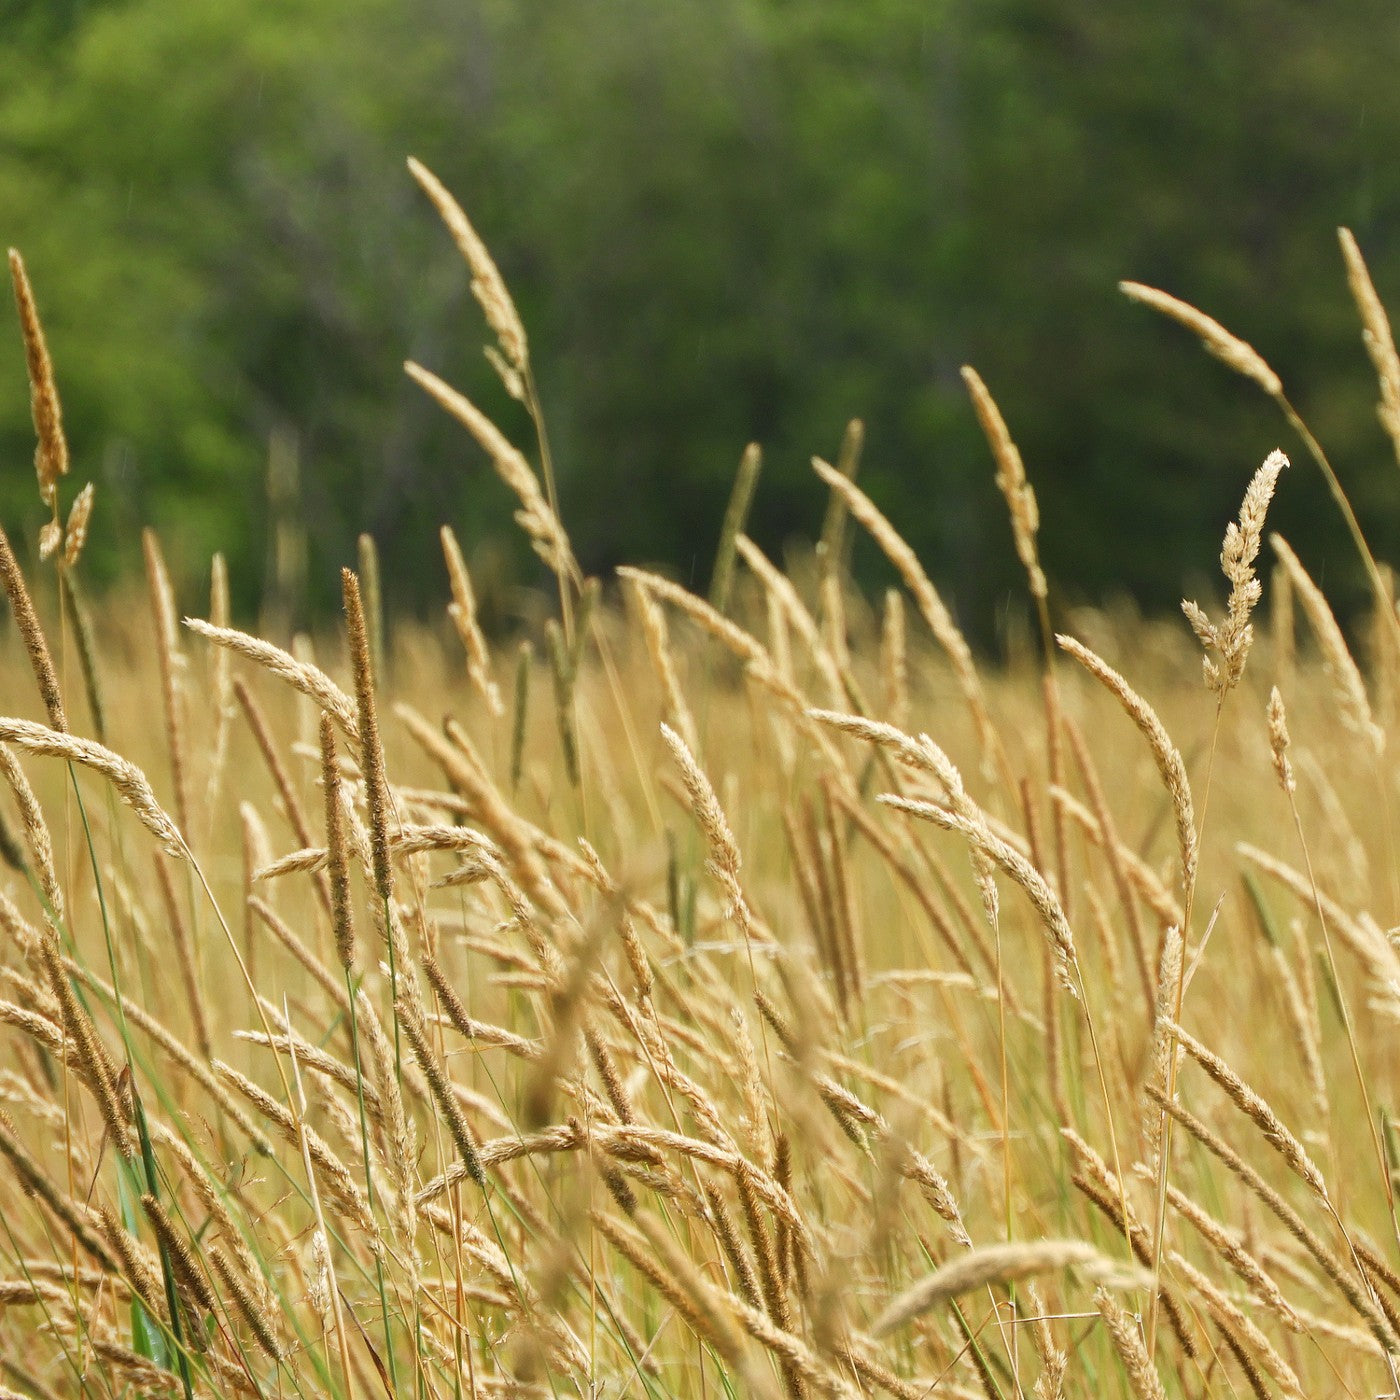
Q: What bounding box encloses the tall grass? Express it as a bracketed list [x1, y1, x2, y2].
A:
[0, 183, 1399, 1399]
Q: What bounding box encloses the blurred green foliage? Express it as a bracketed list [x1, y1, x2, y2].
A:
[1, 0, 1398, 639]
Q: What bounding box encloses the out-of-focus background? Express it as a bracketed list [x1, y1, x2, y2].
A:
[1, 0, 1397, 639]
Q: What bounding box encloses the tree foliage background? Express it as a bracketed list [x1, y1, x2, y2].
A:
[1, 0, 1398, 639]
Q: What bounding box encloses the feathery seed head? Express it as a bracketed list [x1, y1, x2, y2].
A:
[62, 483, 95, 568]
[8, 249, 69, 508]
[1120, 280, 1282, 397]
[1268, 687, 1296, 795]
[408, 156, 529, 372]
[1182, 449, 1287, 694]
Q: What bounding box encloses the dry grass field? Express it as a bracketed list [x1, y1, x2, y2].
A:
[2, 172, 1400, 1398]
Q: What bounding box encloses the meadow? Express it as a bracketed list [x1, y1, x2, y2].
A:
[1, 167, 1399, 1398]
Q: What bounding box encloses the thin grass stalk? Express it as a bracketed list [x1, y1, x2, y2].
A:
[233, 676, 334, 918]
[56, 570, 104, 742]
[143, 529, 190, 838]
[153, 853, 210, 1061]
[0, 529, 67, 732]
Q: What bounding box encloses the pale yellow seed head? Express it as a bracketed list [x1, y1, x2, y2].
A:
[1339, 227, 1400, 457]
[1120, 280, 1282, 397]
[1268, 686, 1296, 795]
[1187, 448, 1287, 693]
[62, 483, 95, 568]
[8, 249, 69, 508]
[408, 156, 529, 372]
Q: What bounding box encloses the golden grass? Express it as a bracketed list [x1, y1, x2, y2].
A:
[3, 170, 1400, 1399]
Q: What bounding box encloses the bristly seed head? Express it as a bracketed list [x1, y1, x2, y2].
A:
[1268, 686, 1296, 795]
[1182, 449, 1287, 694]
[343, 567, 394, 907]
[8, 249, 69, 510]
